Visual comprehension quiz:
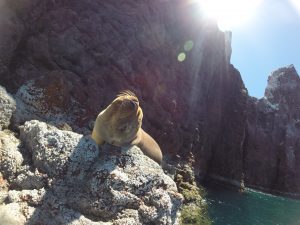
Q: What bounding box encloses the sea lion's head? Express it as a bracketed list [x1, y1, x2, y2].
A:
[105, 90, 143, 146]
[111, 90, 141, 118]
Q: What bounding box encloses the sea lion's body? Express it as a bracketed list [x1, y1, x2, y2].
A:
[92, 91, 162, 164]
[134, 128, 162, 165]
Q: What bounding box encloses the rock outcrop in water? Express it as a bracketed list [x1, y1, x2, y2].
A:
[245, 65, 300, 196]
[0, 0, 300, 200]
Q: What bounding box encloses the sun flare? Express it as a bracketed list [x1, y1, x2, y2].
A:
[197, 0, 262, 31]
[290, 0, 300, 14]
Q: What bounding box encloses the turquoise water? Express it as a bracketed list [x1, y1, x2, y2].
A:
[205, 184, 300, 225]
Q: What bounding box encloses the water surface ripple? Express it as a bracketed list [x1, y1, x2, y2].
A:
[205, 184, 300, 225]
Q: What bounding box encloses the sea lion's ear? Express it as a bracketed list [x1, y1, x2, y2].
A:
[117, 90, 137, 98]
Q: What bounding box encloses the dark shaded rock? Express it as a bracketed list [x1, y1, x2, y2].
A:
[0, 1, 24, 86]
[0, 0, 248, 186]
[1, 0, 299, 198]
[245, 65, 300, 196]
[265, 65, 300, 106]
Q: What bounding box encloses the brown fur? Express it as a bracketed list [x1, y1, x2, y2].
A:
[92, 91, 162, 164]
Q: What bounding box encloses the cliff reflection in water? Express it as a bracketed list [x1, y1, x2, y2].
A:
[205, 183, 300, 225]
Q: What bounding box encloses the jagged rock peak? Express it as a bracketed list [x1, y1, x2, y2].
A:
[224, 31, 232, 62]
[264, 64, 300, 103]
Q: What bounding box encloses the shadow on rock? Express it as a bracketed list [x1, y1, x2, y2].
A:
[13, 120, 182, 225]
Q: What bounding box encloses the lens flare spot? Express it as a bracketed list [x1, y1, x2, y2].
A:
[177, 53, 186, 62]
[184, 40, 194, 52]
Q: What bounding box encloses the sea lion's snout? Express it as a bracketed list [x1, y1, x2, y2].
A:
[121, 98, 139, 111]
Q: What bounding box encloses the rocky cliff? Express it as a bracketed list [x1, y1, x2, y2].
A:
[0, 0, 247, 180]
[0, 0, 299, 200]
[245, 65, 300, 196]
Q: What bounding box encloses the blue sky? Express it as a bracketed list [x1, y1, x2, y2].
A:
[229, 0, 300, 98]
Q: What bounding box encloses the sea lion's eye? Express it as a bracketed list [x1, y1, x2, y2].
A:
[129, 101, 136, 109]
[113, 99, 122, 105]
[129, 98, 139, 107]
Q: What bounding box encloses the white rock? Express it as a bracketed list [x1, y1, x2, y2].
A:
[0, 203, 26, 225]
[0, 130, 23, 180]
[0, 86, 16, 130]
[17, 120, 182, 224]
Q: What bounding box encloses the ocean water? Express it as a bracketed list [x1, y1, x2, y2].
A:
[205, 183, 300, 225]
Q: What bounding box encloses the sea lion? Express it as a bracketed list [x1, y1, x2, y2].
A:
[91, 90, 162, 164]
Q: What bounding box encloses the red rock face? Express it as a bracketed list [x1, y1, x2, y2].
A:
[0, 0, 299, 196]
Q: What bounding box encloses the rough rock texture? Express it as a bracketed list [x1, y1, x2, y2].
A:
[0, 0, 247, 184]
[0, 0, 24, 84]
[0, 130, 23, 180]
[13, 71, 87, 133]
[245, 65, 300, 196]
[0, 85, 16, 130]
[0, 203, 27, 225]
[0, 0, 300, 197]
[0, 120, 182, 224]
[19, 120, 97, 178]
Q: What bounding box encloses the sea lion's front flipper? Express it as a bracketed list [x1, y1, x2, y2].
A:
[91, 116, 105, 145]
[136, 129, 162, 165]
[91, 132, 105, 145]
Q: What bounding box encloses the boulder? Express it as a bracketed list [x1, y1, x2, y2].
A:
[0, 120, 183, 224]
[13, 71, 87, 133]
[0, 85, 16, 130]
[1, 0, 300, 197]
[0, 130, 23, 180]
[245, 65, 300, 196]
[0, 1, 247, 182]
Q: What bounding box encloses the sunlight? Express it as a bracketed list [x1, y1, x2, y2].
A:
[290, 0, 300, 14]
[197, 0, 262, 31]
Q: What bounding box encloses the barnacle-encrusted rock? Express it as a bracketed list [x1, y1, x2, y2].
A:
[0, 85, 16, 130]
[19, 120, 98, 177]
[1, 120, 183, 225]
[13, 72, 86, 133]
[12, 169, 47, 190]
[0, 130, 23, 180]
